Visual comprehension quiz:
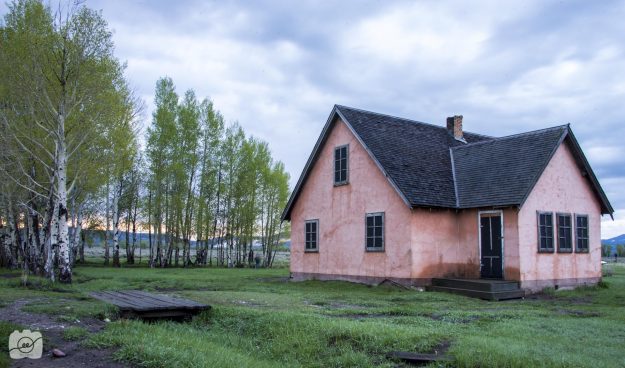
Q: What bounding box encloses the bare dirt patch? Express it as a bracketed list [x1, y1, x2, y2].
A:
[234, 300, 265, 307]
[333, 313, 390, 320]
[556, 309, 600, 318]
[0, 299, 128, 368]
[429, 339, 452, 355]
[567, 296, 593, 305]
[522, 293, 557, 301]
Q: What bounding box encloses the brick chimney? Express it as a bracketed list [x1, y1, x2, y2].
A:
[446, 115, 463, 140]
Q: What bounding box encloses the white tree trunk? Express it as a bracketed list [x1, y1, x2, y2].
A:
[3, 232, 13, 268]
[57, 119, 72, 283]
[6, 208, 17, 269]
[72, 204, 83, 266]
[69, 195, 76, 249]
[112, 179, 121, 267]
[1, 206, 16, 269]
[45, 201, 59, 282]
[104, 180, 110, 264]
[26, 208, 39, 272]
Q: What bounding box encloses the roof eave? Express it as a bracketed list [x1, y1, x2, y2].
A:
[517, 127, 569, 210]
[281, 105, 414, 222]
[517, 125, 614, 216]
[334, 108, 412, 208]
[564, 127, 614, 216]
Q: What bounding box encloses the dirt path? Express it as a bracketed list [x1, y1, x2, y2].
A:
[0, 299, 128, 368]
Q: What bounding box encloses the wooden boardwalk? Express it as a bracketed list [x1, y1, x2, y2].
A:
[91, 290, 210, 320]
[387, 351, 451, 365]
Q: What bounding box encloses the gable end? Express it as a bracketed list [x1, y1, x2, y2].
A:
[281, 106, 411, 221]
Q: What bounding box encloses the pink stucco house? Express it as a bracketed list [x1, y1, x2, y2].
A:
[282, 105, 613, 296]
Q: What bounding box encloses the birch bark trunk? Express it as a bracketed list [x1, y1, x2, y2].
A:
[104, 180, 110, 265]
[131, 192, 138, 264]
[57, 113, 72, 283]
[6, 205, 17, 269]
[148, 189, 153, 267]
[112, 179, 122, 267]
[72, 204, 82, 265]
[45, 200, 58, 282]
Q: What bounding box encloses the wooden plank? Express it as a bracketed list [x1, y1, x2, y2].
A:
[138, 291, 205, 307]
[387, 351, 451, 364]
[91, 291, 149, 310]
[122, 292, 205, 311]
[90, 290, 210, 315]
[92, 291, 169, 311]
[119, 290, 205, 308]
[92, 291, 160, 311]
[115, 291, 183, 308]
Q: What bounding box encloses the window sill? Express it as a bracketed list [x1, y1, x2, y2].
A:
[304, 250, 319, 253]
[334, 182, 349, 187]
[365, 248, 385, 253]
[575, 249, 589, 254]
[557, 249, 573, 253]
[538, 249, 554, 254]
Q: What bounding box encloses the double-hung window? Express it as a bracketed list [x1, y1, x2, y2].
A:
[305, 220, 318, 252]
[575, 214, 589, 253]
[366, 212, 384, 251]
[334, 145, 348, 185]
[537, 212, 554, 252]
[557, 213, 572, 253]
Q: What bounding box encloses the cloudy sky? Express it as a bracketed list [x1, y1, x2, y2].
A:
[2, 0, 624, 237]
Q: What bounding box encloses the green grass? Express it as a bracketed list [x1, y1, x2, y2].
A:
[1, 263, 625, 367]
[0, 321, 23, 368]
[63, 326, 90, 341]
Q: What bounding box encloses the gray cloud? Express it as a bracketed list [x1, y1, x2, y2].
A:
[2, 0, 623, 237]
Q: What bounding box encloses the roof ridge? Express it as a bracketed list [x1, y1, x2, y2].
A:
[452, 124, 569, 150]
[335, 104, 493, 138]
[449, 148, 460, 208]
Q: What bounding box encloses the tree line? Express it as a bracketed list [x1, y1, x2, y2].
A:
[143, 77, 289, 270]
[0, 0, 290, 283]
[602, 244, 625, 258]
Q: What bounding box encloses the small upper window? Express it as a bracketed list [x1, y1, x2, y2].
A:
[538, 212, 554, 252]
[575, 214, 589, 253]
[334, 145, 348, 185]
[557, 213, 572, 253]
[305, 220, 318, 252]
[366, 212, 384, 251]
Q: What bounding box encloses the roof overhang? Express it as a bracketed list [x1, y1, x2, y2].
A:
[518, 126, 614, 218]
[282, 107, 614, 222]
[563, 127, 614, 217]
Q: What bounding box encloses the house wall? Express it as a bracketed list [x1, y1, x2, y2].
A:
[410, 209, 479, 280]
[408, 208, 521, 281]
[517, 143, 602, 291]
[290, 120, 601, 292]
[502, 208, 522, 281]
[290, 118, 415, 284]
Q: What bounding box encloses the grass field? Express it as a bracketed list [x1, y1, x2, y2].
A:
[1, 263, 625, 367]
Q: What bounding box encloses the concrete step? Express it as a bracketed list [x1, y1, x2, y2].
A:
[431, 278, 520, 292]
[427, 285, 525, 301]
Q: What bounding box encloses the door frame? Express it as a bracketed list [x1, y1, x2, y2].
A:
[477, 210, 505, 279]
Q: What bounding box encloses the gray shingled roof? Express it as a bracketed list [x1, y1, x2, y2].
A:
[452, 126, 567, 208]
[336, 105, 490, 208]
[281, 105, 613, 221]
